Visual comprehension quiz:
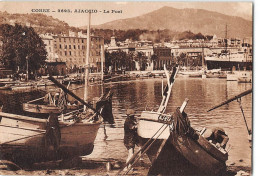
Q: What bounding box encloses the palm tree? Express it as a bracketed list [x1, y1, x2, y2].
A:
[134, 52, 148, 71]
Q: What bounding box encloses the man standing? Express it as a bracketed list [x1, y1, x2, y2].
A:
[124, 109, 138, 168]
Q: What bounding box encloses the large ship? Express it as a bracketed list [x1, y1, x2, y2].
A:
[205, 47, 252, 70]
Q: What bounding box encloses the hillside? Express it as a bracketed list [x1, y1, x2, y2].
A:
[93, 6, 252, 38]
[0, 11, 79, 34]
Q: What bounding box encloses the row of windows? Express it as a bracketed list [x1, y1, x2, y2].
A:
[57, 37, 102, 43]
[59, 51, 85, 56]
[54, 44, 102, 50]
[58, 50, 100, 57]
[55, 44, 86, 50]
[155, 51, 171, 56]
[60, 57, 101, 63]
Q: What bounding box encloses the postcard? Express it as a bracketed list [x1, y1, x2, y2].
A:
[0, 1, 253, 176]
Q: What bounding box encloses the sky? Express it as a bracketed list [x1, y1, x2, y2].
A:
[0, 1, 253, 27]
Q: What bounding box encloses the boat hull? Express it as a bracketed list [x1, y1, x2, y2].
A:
[238, 77, 252, 83]
[137, 119, 227, 175]
[0, 112, 101, 164]
[206, 60, 252, 70]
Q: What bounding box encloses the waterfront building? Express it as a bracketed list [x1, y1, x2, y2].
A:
[106, 36, 135, 54]
[40, 32, 104, 73]
[40, 34, 56, 62]
[153, 47, 174, 70]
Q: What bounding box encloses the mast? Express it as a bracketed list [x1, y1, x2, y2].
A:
[84, 12, 91, 111]
[202, 41, 205, 70]
[101, 44, 104, 96]
[101, 45, 104, 83]
[224, 24, 230, 62]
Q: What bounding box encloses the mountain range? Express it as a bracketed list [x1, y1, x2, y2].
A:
[0, 6, 252, 39]
[92, 6, 252, 38]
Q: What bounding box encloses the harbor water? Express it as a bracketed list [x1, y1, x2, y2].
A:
[0, 77, 252, 168]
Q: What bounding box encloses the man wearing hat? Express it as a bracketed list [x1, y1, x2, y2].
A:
[124, 109, 138, 168]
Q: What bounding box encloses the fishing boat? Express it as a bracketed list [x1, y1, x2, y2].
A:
[0, 83, 11, 90]
[188, 73, 202, 78]
[0, 111, 101, 164]
[120, 65, 229, 175]
[0, 13, 114, 166]
[23, 89, 81, 114]
[206, 72, 220, 78]
[218, 72, 227, 79]
[0, 89, 113, 164]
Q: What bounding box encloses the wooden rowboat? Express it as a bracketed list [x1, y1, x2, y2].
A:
[23, 88, 81, 114]
[137, 109, 228, 175]
[0, 88, 114, 165]
[0, 111, 101, 164]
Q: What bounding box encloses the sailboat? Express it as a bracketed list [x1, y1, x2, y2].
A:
[121, 65, 228, 175]
[0, 13, 114, 166]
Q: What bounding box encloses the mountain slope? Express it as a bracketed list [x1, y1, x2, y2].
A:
[0, 11, 78, 34]
[94, 6, 252, 38]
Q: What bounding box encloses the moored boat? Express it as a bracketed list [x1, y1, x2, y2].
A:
[23, 89, 81, 114]
[0, 110, 101, 164]
[137, 110, 228, 175]
[189, 73, 202, 78]
[237, 71, 252, 83]
[0, 83, 11, 90]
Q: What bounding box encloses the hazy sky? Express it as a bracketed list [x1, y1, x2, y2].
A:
[0, 1, 253, 27]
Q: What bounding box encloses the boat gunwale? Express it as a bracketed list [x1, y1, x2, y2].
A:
[0, 112, 102, 126]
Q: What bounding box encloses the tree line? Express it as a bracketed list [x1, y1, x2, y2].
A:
[0, 24, 47, 77]
[88, 29, 213, 44]
[105, 51, 150, 72]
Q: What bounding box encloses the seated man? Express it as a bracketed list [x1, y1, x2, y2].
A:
[204, 127, 229, 149]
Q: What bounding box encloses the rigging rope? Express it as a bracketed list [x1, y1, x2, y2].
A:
[237, 98, 251, 135]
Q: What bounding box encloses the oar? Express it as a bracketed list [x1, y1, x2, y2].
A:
[116, 123, 167, 176]
[123, 125, 169, 175]
[207, 88, 252, 112]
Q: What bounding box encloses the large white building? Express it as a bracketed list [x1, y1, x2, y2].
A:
[40, 32, 105, 72]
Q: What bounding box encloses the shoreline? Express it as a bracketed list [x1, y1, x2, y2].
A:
[0, 157, 251, 176]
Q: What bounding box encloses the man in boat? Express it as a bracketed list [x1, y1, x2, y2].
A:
[124, 109, 138, 168]
[204, 127, 229, 149]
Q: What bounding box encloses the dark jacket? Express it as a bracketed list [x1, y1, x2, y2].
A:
[124, 116, 137, 150]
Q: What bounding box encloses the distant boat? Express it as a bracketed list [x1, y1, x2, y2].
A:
[0, 83, 11, 90]
[226, 72, 238, 81]
[218, 73, 227, 79]
[205, 51, 252, 71]
[189, 73, 202, 78]
[237, 71, 252, 83]
[206, 72, 220, 78]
